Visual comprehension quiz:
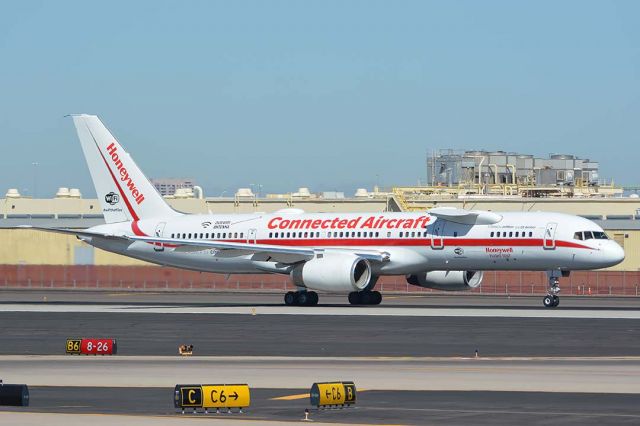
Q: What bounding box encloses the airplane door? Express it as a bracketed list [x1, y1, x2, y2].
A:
[431, 221, 444, 249]
[154, 222, 166, 252]
[543, 222, 557, 249]
[247, 228, 257, 244]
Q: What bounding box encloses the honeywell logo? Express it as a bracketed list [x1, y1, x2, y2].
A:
[106, 142, 145, 205]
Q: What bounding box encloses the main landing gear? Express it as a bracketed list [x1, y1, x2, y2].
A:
[284, 291, 319, 306]
[348, 290, 382, 305]
[543, 271, 562, 308]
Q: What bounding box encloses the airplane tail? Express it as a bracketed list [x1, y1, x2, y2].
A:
[71, 114, 181, 223]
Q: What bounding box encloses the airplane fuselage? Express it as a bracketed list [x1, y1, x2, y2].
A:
[86, 210, 623, 275]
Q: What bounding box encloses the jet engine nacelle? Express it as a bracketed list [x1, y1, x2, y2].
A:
[291, 253, 372, 292]
[406, 270, 483, 291]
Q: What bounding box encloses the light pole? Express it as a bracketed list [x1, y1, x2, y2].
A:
[31, 161, 39, 198]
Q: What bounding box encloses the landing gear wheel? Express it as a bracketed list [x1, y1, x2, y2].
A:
[348, 291, 382, 305]
[297, 291, 309, 306]
[543, 295, 554, 308]
[284, 291, 296, 306]
[348, 291, 361, 305]
[360, 292, 373, 305]
[307, 291, 319, 306]
[544, 271, 563, 308]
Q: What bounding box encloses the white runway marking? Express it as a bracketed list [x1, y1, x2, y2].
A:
[1, 303, 640, 319]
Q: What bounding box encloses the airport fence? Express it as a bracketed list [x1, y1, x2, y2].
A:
[0, 265, 639, 296]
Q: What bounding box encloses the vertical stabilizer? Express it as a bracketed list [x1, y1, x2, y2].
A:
[71, 114, 181, 223]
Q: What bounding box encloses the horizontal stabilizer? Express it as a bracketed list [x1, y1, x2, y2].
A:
[13, 225, 127, 240]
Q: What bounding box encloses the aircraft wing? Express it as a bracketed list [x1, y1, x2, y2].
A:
[429, 207, 502, 225]
[126, 235, 391, 264]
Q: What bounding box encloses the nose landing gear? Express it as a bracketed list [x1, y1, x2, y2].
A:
[543, 271, 562, 308]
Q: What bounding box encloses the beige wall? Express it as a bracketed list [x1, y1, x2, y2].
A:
[0, 230, 147, 266]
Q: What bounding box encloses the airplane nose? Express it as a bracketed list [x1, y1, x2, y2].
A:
[602, 242, 625, 267]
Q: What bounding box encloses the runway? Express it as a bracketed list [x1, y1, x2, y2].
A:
[1, 356, 640, 393]
[1, 291, 639, 424]
[0, 310, 639, 357]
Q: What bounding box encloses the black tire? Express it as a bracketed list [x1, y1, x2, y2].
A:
[348, 292, 361, 305]
[360, 291, 373, 305]
[284, 291, 296, 306]
[552, 295, 560, 307]
[297, 292, 309, 306]
[308, 291, 319, 306]
[543, 295, 554, 308]
[372, 291, 382, 305]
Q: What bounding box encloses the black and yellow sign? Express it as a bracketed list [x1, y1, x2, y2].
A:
[174, 384, 250, 410]
[65, 339, 81, 355]
[202, 384, 250, 408]
[310, 381, 357, 407]
[176, 386, 203, 407]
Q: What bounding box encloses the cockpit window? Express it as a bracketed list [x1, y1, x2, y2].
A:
[575, 231, 609, 240]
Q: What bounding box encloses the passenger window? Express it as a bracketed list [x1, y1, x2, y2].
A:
[509, 232, 513, 237]
[411, 232, 415, 237]
[328, 232, 332, 237]
[171, 233, 174, 238]
[400, 232, 403, 237]
[453, 231, 457, 237]
[240, 233, 243, 238]
[490, 232, 494, 237]
[529, 232, 533, 237]
[269, 232, 272, 238]
[515, 232, 519, 237]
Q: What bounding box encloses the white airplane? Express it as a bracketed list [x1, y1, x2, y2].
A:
[27, 115, 624, 308]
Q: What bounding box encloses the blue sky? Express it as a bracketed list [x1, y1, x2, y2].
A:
[1, 0, 639, 198]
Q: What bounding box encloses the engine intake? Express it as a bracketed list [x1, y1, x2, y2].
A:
[291, 253, 372, 292]
[406, 270, 483, 291]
